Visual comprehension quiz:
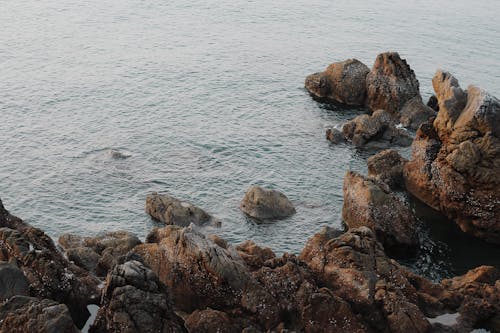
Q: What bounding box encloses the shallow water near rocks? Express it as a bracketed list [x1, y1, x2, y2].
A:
[1, 0, 499, 281]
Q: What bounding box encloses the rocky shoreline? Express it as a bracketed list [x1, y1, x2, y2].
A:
[0, 51, 498, 332]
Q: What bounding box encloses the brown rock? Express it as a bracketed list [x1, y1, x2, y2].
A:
[145, 192, 214, 227]
[342, 109, 413, 148]
[0, 262, 30, 301]
[305, 59, 370, 106]
[236, 240, 276, 270]
[404, 71, 500, 243]
[326, 127, 345, 144]
[367, 149, 407, 189]
[0, 296, 79, 333]
[400, 96, 437, 130]
[366, 52, 421, 115]
[240, 186, 296, 220]
[90, 257, 186, 333]
[342, 171, 419, 256]
[184, 309, 240, 333]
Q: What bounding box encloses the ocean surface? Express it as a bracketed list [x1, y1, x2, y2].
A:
[1, 0, 499, 280]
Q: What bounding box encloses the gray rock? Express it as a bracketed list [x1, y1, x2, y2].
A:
[305, 59, 370, 106]
[0, 262, 29, 300]
[400, 96, 437, 130]
[145, 192, 214, 227]
[240, 186, 296, 220]
[326, 128, 345, 144]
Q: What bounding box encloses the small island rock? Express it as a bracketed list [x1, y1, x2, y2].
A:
[240, 186, 296, 220]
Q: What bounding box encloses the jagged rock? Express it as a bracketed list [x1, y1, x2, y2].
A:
[90, 258, 186, 333]
[0, 261, 30, 300]
[427, 95, 439, 112]
[0, 201, 100, 327]
[236, 240, 276, 270]
[404, 71, 500, 243]
[240, 186, 296, 220]
[59, 231, 141, 276]
[400, 96, 437, 130]
[366, 52, 421, 115]
[342, 171, 419, 256]
[367, 149, 407, 189]
[145, 192, 214, 227]
[342, 109, 413, 148]
[0, 296, 80, 333]
[300, 226, 431, 332]
[326, 127, 345, 144]
[305, 59, 370, 106]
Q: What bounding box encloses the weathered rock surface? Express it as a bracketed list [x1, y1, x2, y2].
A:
[300, 226, 431, 332]
[366, 52, 421, 115]
[90, 257, 186, 333]
[342, 109, 413, 148]
[0, 261, 30, 301]
[59, 231, 141, 277]
[400, 96, 437, 130]
[183, 309, 241, 333]
[145, 192, 214, 227]
[404, 71, 500, 243]
[367, 149, 407, 189]
[0, 296, 80, 333]
[427, 95, 439, 112]
[0, 199, 99, 327]
[305, 59, 370, 106]
[326, 127, 345, 144]
[240, 186, 296, 220]
[342, 171, 419, 256]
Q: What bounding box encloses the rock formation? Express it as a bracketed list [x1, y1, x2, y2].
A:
[400, 96, 437, 130]
[404, 70, 500, 243]
[240, 186, 296, 219]
[342, 171, 419, 256]
[305, 59, 370, 106]
[367, 149, 407, 189]
[145, 192, 215, 227]
[366, 52, 421, 115]
[0, 262, 30, 301]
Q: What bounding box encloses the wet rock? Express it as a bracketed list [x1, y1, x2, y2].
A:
[367, 149, 407, 189]
[240, 186, 296, 220]
[404, 71, 500, 243]
[0, 203, 100, 327]
[145, 192, 213, 227]
[427, 95, 439, 112]
[342, 171, 419, 256]
[366, 52, 421, 115]
[0, 296, 79, 333]
[400, 96, 437, 130]
[108, 149, 130, 159]
[59, 231, 142, 277]
[300, 227, 431, 332]
[0, 261, 30, 300]
[342, 109, 413, 148]
[90, 258, 186, 333]
[326, 127, 345, 144]
[305, 59, 370, 106]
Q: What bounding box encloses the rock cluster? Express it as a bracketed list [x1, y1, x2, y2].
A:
[404, 70, 500, 243]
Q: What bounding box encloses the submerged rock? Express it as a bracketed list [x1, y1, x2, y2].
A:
[404, 71, 500, 244]
[342, 171, 419, 256]
[90, 257, 186, 333]
[367, 149, 407, 189]
[366, 52, 421, 115]
[145, 192, 215, 227]
[342, 109, 413, 148]
[59, 231, 141, 277]
[240, 186, 296, 220]
[305, 59, 370, 106]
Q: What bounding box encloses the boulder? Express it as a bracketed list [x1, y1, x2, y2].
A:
[342, 109, 413, 148]
[240, 186, 296, 220]
[300, 227, 431, 332]
[90, 257, 186, 333]
[145, 192, 214, 227]
[400, 96, 437, 130]
[326, 127, 345, 144]
[367, 149, 407, 189]
[342, 171, 419, 256]
[366, 52, 421, 115]
[404, 71, 500, 243]
[0, 296, 79, 333]
[59, 231, 141, 276]
[305, 59, 370, 106]
[0, 261, 30, 300]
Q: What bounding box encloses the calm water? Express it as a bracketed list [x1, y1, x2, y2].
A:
[1, 0, 499, 279]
